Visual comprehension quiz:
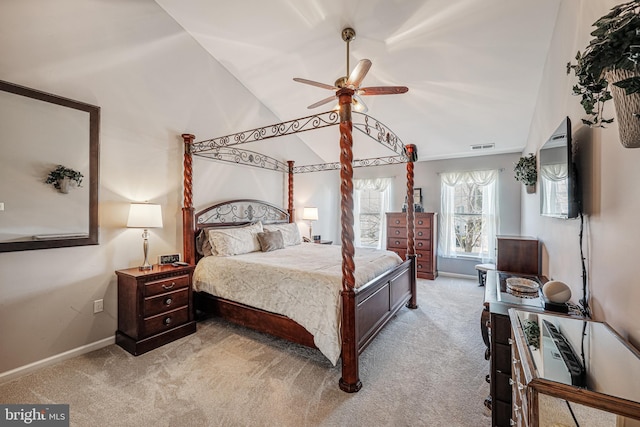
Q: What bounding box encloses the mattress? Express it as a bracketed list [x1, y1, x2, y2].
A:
[193, 242, 402, 365]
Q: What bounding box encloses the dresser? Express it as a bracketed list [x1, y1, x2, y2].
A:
[116, 264, 196, 355]
[509, 309, 640, 426]
[386, 212, 437, 280]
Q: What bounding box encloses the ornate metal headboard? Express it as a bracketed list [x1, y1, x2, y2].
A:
[194, 199, 289, 230]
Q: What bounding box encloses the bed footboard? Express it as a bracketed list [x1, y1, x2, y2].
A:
[355, 258, 414, 353]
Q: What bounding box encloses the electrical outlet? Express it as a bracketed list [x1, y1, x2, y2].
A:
[93, 299, 103, 314]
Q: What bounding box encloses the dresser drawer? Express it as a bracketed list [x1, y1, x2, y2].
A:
[415, 228, 431, 240]
[144, 274, 190, 297]
[415, 239, 430, 250]
[416, 258, 431, 272]
[387, 214, 406, 227]
[415, 216, 432, 229]
[389, 249, 406, 261]
[388, 227, 407, 238]
[387, 237, 407, 249]
[144, 288, 189, 317]
[141, 306, 189, 338]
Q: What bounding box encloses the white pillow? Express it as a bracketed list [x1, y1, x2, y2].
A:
[263, 222, 301, 246]
[207, 222, 264, 256]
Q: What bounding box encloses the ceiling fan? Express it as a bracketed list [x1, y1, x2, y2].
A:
[293, 27, 408, 113]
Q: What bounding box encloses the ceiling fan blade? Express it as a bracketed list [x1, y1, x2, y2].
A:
[346, 59, 372, 88]
[358, 86, 409, 96]
[307, 95, 337, 109]
[293, 78, 337, 91]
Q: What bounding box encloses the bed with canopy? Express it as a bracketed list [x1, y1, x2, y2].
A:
[180, 87, 420, 392]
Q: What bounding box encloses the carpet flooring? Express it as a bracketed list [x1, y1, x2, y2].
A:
[0, 276, 491, 426]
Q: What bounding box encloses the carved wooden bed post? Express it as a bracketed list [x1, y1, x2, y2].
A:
[405, 144, 418, 309]
[337, 87, 361, 393]
[181, 134, 196, 265]
[287, 160, 294, 223]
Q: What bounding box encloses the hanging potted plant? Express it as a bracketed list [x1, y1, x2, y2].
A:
[514, 153, 537, 194]
[45, 165, 84, 194]
[566, 0, 640, 147]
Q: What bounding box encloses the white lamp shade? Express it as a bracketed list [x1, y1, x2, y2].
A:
[302, 207, 319, 221]
[127, 203, 163, 228]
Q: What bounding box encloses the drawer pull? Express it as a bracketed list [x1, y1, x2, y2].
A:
[164, 297, 173, 306]
[162, 282, 175, 290]
[163, 317, 172, 325]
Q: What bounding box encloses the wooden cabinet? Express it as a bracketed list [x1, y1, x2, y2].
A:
[116, 264, 196, 355]
[386, 212, 437, 280]
[496, 236, 539, 275]
[509, 309, 640, 426]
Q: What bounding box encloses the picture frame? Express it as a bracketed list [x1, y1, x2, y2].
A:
[413, 188, 422, 205]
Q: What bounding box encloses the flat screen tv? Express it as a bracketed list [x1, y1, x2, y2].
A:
[539, 117, 580, 219]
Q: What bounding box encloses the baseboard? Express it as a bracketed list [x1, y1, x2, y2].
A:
[0, 336, 115, 384]
[438, 271, 477, 281]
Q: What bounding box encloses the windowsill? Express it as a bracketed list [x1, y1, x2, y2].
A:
[439, 254, 487, 262]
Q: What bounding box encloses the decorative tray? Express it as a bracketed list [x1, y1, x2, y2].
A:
[506, 277, 540, 297]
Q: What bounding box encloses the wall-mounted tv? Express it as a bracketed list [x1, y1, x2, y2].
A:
[539, 117, 580, 219]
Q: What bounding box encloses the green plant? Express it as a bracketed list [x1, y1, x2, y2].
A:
[522, 319, 540, 350]
[514, 154, 537, 186]
[45, 165, 84, 190]
[566, 0, 640, 127]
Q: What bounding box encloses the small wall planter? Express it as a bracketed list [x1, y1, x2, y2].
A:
[45, 165, 83, 194]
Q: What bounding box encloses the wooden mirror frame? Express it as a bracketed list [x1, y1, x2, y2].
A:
[0, 80, 99, 252]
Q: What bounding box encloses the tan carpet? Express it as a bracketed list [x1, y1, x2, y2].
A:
[0, 276, 491, 426]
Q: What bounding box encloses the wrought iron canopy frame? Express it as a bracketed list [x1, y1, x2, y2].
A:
[189, 110, 411, 173]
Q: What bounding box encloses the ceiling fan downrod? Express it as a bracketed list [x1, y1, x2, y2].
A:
[342, 27, 356, 83]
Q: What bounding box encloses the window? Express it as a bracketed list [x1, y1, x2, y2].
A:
[353, 178, 392, 249]
[439, 170, 498, 260]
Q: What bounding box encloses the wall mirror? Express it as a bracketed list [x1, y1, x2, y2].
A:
[0, 80, 99, 252]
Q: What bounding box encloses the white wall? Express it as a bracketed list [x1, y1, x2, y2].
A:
[0, 0, 321, 375]
[521, 0, 640, 350]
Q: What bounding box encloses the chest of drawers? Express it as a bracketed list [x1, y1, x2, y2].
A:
[116, 264, 196, 355]
[386, 212, 438, 280]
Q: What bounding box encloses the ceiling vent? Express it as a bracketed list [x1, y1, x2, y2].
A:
[470, 143, 495, 151]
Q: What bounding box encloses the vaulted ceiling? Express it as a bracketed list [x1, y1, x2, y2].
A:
[155, 0, 561, 163]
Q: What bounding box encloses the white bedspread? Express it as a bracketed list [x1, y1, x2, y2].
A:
[193, 243, 403, 365]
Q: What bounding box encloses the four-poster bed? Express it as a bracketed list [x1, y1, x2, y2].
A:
[181, 87, 420, 392]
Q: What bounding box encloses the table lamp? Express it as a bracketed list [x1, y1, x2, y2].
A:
[302, 207, 318, 240]
[127, 203, 163, 270]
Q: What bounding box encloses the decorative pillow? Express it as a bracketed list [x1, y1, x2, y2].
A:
[263, 222, 301, 246]
[196, 227, 215, 256]
[207, 221, 264, 256]
[256, 230, 285, 252]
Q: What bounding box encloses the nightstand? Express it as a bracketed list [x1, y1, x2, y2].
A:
[115, 264, 196, 356]
[314, 240, 332, 245]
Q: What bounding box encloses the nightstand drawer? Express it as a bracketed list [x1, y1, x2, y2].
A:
[142, 306, 189, 337]
[144, 288, 189, 317]
[144, 274, 190, 297]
